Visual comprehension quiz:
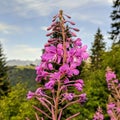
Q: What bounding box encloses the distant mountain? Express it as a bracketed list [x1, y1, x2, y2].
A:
[7, 59, 40, 66]
[8, 66, 37, 90]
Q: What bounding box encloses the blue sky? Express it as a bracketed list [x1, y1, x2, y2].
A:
[0, 0, 113, 60]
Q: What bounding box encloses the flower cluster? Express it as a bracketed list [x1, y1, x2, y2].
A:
[27, 10, 88, 120]
[93, 107, 104, 120]
[105, 67, 120, 120]
[105, 67, 119, 90]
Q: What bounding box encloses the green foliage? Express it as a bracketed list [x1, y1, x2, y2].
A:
[109, 0, 120, 44]
[74, 69, 109, 119]
[101, 45, 120, 78]
[0, 83, 36, 120]
[0, 42, 10, 97]
[91, 28, 106, 70]
[8, 65, 37, 90]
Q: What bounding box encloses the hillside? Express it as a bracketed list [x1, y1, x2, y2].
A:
[8, 65, 38, 90]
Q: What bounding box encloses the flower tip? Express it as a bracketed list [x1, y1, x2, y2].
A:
[64, 14, 71, 19]
[73, 28, 80, 32]
[46, 32, 53, 37]
[47, 26, 52, 31]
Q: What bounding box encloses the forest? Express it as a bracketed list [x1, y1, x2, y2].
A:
[0, 0, 120, 120]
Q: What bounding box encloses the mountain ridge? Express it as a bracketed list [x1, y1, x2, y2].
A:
[7, 59, 40, 66]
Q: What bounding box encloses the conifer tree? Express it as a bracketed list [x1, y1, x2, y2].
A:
[109, 0, 120, 44]
[0, 42, 10, 97]
[91, 28, 105, 69]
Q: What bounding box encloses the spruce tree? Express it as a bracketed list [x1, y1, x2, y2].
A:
[0, 42, 10, 97]
[91, 28, 105, 70]
[109, 0, 120, 44]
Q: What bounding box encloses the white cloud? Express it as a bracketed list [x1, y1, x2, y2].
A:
[71, 13, 103, 25]
[6, 44, 42, 60]
[0, 23, 19, 34]
[92, 0, 113, 4]
[0, 38, 7, 44]
[40, 26, 47, 31]
[106, 0, 113, 4]
[9, 0, 54, 17]
[0, 0, 113, 18]
[55, 0, 89, 9]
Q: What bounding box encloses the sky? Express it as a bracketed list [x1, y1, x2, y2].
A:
[0, 0, 113, 60]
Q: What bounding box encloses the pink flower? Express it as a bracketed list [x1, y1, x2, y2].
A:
[64, 77, 70, 84]
[70, 31, 77, 37]
[116, 107, 120, 114]
[40, 62, 53, 70]
[79, 93, 87, 104]
[72, 28, 80, 32]
[64, 14, 71, 19]
[46, 32, 54, 36]
[93, 107, 104, 120]
[48, 63, 53, 70]
[74, 38, 82, 46]
[42, 44, 63, 63]
[63, 93, 74, 101]
[74, 79, 84, 91]
[59, 64, 69, 75]
[50, 72, 61, 81]
[67, 48, 82, 66]
[35, 66, 48, 82]
[59, 63, 79, 77]
[27, 11, 88, 120]
[79, 45, 89, 60]
[105, 71, 116, 81]
[45, 80, 55, 90]
[107, 103, 115, 110]
[35, 88, 45, 96]
[27, 91, 35, 99]
[66, 20, 75, 25]
[47, 26, 52, 31]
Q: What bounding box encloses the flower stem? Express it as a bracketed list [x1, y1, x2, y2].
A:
[59, 10, 67, 64]
[55, 80, 61, 120]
